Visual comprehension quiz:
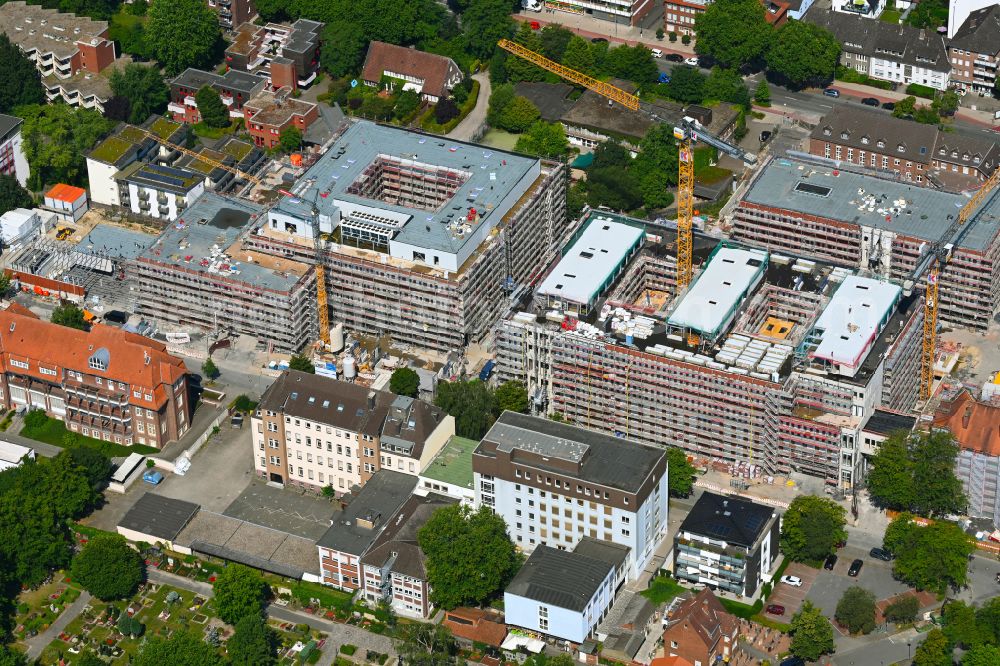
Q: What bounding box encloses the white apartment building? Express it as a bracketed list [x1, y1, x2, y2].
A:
[472, 412, 668, 580]
[253, 371, 454, 494]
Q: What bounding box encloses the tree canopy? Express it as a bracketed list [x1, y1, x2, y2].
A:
[835, 586, 877, 635]
[321, 21, 368, 78]
[766, 20, 840, 89]
[71, 533, 144, 601]
[133, 631, 222, 666]
[780, 494, 847, 562]
[278, 126, 303, 154]
[390, 367, 421, 398]
[51, 303, 88, 331]
[434, 379, 499, 439]
[146, 0, 221, 74]
[666, 447, 696, 498]
[694, 0, 773, 69]
[393, 622, 458, 666]
[882, 514, 974, 593]
[0, 34, 44, 113]
[942, 600, 986, 649]
[0, 175, 33, 218]
[417, 504, 521, 610]
[462, 0, 516, 60]
[227, 614, 278, 665]
[213, 564, 269, 625]
[108, 63, 170, 124]
[288, 354, 315, 373]
[912, 627, 951, 666]
[195, 86, 230, 129]
[495, 380, 530, 414]
[665, 66, 707, 104]
[515, 121, 569, 158]
[867, 430, 966, 517]
[17, 104, 115, 189]
[963, 644, 1000, 666]
[789, 601, 834, 661]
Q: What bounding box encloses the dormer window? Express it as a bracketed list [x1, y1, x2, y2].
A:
[840, 131, 849, 140]
[962, 153, 970, 161]
[877, 140, 885, 149]
[88, 347, 109, 371]
[952, 151, 958, 158]
[861, 136, 870, 145]
[939, 147, 946, 155]
[974, 156, 981, 164]
[823, 127, 831, 136]
[897, 144, 906, 152]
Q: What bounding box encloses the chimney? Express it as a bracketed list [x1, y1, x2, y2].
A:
[367, 391, 376, 410]
[963, 404, 973, 429]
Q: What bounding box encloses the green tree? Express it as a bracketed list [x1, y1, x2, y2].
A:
[694, 0, 773, 69]
[418, 504, 520, 610]
[0, 174, 34, 217]
[561, 35, 596, 75]
[963, 645, 1000, 666]
[133, 631, 222, 666]
[883, 516, 974, 593]
[146, 0, 221, 74]
[665, 66, 707, 104]
[507, 21, 547, 83]
[103, 96, 133, 122]
[393, 89, 422, 120]
[703, 67, 751, 108]
[766, 20, 840, 89]
[913, 627, 952, 666]
[605, 45, 658, 85]
[487, 83, 515, 127]
[754, 78, 771, 105]
[905, 0, 949, 29]
[495, 380, 529, 414]
[0, 272, 11, 297]
[514, 121, 568, 158]
[893, 95, 918, 119]
[73, 654, 104, 666]
[540, 24, 574, 62]
[278, 126, 303, 154]
[933, 89, 960, 116]
[866, 431, 916, 511]
[394, 622, 457, 666]
[71, 533, 143, 601]
[195, 86, 230, 129]
[109, 17, 152, 60]
[780, 494, 847, 562]
[434, 379, 498, 439]
[434, 98, 461, 125]
[390, 367, 421, 398]
[227, 614, 278, 665]
[0, 34, 44, 113]
[201, 357, 219, 380]
[587, 167, 642, 212]
[109, 63, 169, 124]
[666, 447, 696, 497]
[789, 601, 834, 661]
[117, 613, 145, 638]
[67, 446, 112, 491]
[288, 354, 315, 373]
[213, 564, 269, 625]
[51, 303, 87, 330]
[463, 0, 516, 60]
[321, 21, 368, 78]
[942, 600, 986, 649]
[883, 595, 919, 624]
[499, 96, 540, 132]
[914, 106, 941, 124]
[18, 104, 116, 188]
[835, 586, 877, 635]
[0, 646, 27, 666]
[976, 597, 1000, 644]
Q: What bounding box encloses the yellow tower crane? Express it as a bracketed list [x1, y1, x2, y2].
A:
[916, 166, 1000, 401]
[497, 39, 756, 291]
[136, 127, 331, 348]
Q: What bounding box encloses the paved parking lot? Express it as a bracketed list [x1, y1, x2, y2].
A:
[805, 545, 911, 619]
[765, 561, 818, 619]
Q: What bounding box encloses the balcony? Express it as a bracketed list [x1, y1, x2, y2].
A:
[167, 101, 185, 114]
[220, 94, 234, 106]
[184, 95, 197, 107]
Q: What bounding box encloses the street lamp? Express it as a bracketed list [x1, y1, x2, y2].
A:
[908, 642, 912, 659]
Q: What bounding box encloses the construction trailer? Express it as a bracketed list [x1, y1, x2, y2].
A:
[495, 211, 924, 490]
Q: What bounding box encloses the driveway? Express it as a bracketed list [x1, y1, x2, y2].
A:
[448, 71, 491, 142]
[765, 562, 818, 619]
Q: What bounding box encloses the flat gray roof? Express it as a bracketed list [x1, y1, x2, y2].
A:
[742, 158, 1000, 251]
[274, 120, 540, 256]
[668, 246, 768, 336]
[316, 470, 417, 554]
[138, 192, 306, 293]
[811, 275, 901, 370]
[537, 217, 644, 306]
[76, 224, 157, 261]
[118, 492, 200, 541]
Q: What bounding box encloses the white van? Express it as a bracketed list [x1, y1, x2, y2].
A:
[523, 0, 542, 11]
[651, 48, 663, 58]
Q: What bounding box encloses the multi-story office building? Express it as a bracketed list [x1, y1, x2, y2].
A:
[0, 114, 29, 187]
[0, 307, 190, 448]
[244, 120, 569, 354]
[948, 5, 1000, 95]
[225, 20, 323, 90]
[472, 412, 668, 580]
[673, 492, 780, 598]
[132, 193, 316, 352]
[252, 370, 454, 491]
[167, 68, 266, 124]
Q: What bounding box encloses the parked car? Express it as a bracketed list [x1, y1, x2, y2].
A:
[142, 469, 164, 485]
[848, 559, 864, 576]
[824, 554, 838, 570]
[861, 97, 880, 106]
[869, 548, 893, 561]
[882, 101, 896, 110]
[823, 88, 840, 98]
[779, 658, 805, 666]
[529, 21, 540, 30]
[591, 37, 608, 44]
[666, 53, 684, 62]
[658, 72, 671, 84]
[231, 413, 244, 428]
[766, 604, 785, 616]
[780, 575, 803, 587]
[685, 56, 700, 66]
[651, 48, 663, 58]
[759, 130, 772, 143]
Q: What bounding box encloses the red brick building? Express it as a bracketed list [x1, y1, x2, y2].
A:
[208, 0, 256, 31]
[0, 307, 191, 449]
[662, 590, 738, 666]
[243, 87, 318, 149]
[167, 68, 266, 125]
[948, 5, 1000, 96]
[664, 0, 789, 37]
[225, 20, 323, 91]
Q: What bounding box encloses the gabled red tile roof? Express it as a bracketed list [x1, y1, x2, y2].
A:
[0, 309, 187, 405]
[651, 657, 694, 666]
[4, 303, 38, 319]
[442, 607, 507, 647]
[361, 42, 460, 100]
[934, 388, 1000, 456]
[663, 589, 737, 656]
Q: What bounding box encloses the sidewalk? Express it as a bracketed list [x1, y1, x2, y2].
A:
[829, 80, 999, 128]
[448, 71, 492, 142]
[513, 9, 693, 55]
[24, 590, 93, 660]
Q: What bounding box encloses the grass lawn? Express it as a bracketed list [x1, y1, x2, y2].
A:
[480, 129, 519, 151]
[880, 9, 902, 23]
[19, 416, 157, 458]
[12, 573, 82, 645]
[641, 576, 686, 604]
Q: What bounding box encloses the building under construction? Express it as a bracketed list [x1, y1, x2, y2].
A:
[243, 120, 569, 353]
[131, 192, 315, 351]
[733, 156, 1000, 330]
[495, 211, 924, 489]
